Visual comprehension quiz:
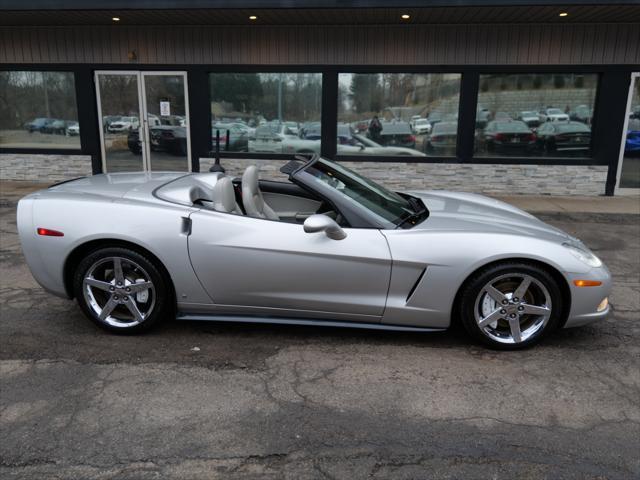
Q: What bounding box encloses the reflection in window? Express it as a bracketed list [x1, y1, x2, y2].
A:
[474, 74, 597, 158]
[0, 71, 80, 149]
[209, 73, 322, 154]
[338, 73, 462, 157]
[621, 78, 640, 188]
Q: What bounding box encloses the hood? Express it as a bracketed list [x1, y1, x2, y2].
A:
[409, 190, 572, 243]
[48, 172, 185, 199]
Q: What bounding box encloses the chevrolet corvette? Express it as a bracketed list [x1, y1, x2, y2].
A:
[17, 156, 611, 349]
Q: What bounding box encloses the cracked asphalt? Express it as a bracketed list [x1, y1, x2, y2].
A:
[1, 185, 639, 479]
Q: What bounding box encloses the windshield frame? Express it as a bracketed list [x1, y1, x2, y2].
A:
[289, 156, 428, 229]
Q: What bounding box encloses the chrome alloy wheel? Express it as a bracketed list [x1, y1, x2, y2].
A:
[83, 256, 155, 328]
[473, 273, 552, 344]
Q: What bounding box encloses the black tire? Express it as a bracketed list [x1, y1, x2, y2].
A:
[73, 247, 173, 334]
[457, 262, 565, 350]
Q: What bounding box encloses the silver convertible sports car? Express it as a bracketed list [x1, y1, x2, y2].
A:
[17, 156, 611, 349]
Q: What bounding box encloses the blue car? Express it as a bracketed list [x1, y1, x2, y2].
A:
[625, 130, 640, 156]
[24, 117, 55, 133]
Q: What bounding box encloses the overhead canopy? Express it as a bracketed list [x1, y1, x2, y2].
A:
[1, 0, 639, 25]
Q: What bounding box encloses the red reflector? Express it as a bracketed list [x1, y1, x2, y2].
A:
[37, 228, 64, 237]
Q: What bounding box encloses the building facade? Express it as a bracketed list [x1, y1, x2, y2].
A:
[1, 0, 639, 195]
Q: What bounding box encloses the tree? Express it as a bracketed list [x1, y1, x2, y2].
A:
[350, 74, 382, 114]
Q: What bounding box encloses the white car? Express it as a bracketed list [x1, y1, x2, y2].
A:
[65, 122, 80, 136]
[108, 116, 140, 133]
[412, 118, 432, 135]
[282, 131, 425, 157]
[248, 124, 299, 153]
[544, 108, 569, 122]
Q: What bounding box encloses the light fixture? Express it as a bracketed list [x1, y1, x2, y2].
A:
[112, 17, 121, 22]
[401, 14, 410, 20]
[559, 12, 568, 17]
[249, 15, 257, 20]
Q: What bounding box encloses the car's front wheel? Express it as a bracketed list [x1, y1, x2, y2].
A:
[73, 247, 172, 333]
[458, 262, 564, 349]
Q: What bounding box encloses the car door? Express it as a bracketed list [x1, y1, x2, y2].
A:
[188, 210, 392, 320]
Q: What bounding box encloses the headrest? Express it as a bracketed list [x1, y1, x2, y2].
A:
[212, 177, 238, 213]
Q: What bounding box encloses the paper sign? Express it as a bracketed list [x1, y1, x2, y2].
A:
[160, 101, 170, 116]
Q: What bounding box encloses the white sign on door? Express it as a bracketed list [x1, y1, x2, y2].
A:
[160, 101, 170, 116]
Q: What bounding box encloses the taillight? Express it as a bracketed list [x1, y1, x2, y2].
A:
[431, 135, 442, 142]
[37, 228, 64, 237]
[528, 134, 537, 142]
[494, 133, 506, 141]
[407, 135, 416, 143]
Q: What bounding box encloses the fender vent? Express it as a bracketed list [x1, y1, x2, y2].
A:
[406, 267, 427, 303]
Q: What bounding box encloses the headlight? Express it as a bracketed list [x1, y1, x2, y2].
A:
[563, 242, 602, 268]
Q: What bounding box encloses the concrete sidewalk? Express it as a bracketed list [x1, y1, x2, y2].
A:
[1, 180, 638, 214]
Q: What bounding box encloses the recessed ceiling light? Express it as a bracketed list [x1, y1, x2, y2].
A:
[401, 14, 411, 20]
[559, 12, 568, 17]
[112, 17, 120, 22]
[249, 15, 258, 20]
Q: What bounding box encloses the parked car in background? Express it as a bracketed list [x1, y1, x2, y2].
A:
[66, 121, 80, 136]
[479, 120, 537, 155]
[280, 124, 425, 157]
[518, 111, 541, 129]
[543, 108, 570, 122]
[127, 129, 142, 154]
[374, 121, 416, 149]
[212, 123, 249, 152]
[108, 116, 139, 133]
[102, 115, 122, 132]
[476, 108, 491, 129]
[248, 123, 298, 153]
[150, 125, 188, 155]
[424, 121, 457, 156]
[24, 117, 55, 133]
[349, 132, 425, 156]
[493, 112, 513, 121]
[624, 130, 640, 156]
[42, 119, 69, 135]
[570, 105, 593, 125]
[412, 118, 432, 135]
[409, 115, 422, 129]
[535, 121, 591, 154]
[284, 121, 299, 136]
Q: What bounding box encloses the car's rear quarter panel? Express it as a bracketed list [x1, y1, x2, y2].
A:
[18, 191, 212, 305]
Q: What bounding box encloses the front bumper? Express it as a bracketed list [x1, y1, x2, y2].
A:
[563, 264, 612, 328]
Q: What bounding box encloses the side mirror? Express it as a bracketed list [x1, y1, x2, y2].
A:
[303, 214, 347, 240]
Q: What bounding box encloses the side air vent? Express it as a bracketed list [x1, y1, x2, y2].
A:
[406, 267, 427, 303]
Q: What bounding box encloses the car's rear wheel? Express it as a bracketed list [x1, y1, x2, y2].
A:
[458, 262, 564, 349]
[73, 247, 172, 333]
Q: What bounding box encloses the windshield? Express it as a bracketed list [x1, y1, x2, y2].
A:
[302, 158, 420, 227]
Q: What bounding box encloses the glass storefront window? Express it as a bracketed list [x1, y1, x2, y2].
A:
[0, 71, 80, 149]
[620, 75, 640, 188]
[209, 73, 322, 154]
[337, 73, 462, 157]
[474, 73, 598, 158]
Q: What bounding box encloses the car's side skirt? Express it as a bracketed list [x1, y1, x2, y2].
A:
[177, 313, 445, 333]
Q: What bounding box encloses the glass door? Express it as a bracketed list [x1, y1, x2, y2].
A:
[95, 71, 145, 173]
[141, 72, 191, 172]
[617, 73, 640, 191]
[95, 71, 191, 173]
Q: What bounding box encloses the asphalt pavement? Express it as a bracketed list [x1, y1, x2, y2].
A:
[1, 185, 639, 479]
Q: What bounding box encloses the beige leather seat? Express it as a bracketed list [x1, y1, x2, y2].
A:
[211, 176, 243, 215]
[241, 165, 279, 220]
